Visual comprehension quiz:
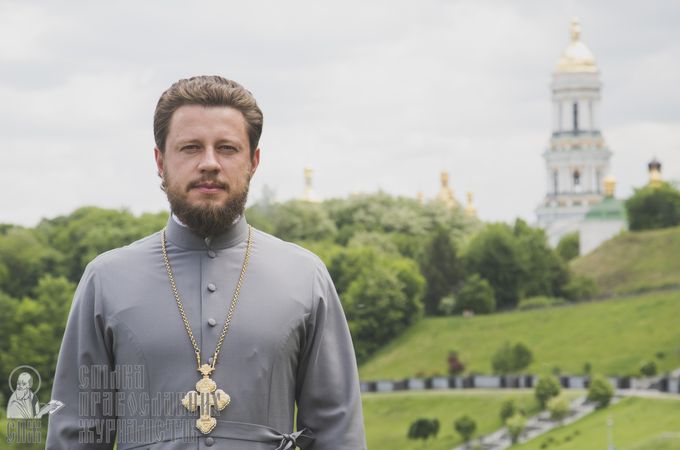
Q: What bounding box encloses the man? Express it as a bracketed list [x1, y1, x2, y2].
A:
[46, 76, 366, 449]
[7, 372, 40, 419]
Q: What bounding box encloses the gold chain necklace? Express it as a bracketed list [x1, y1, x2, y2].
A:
[160, 225, 253, 434]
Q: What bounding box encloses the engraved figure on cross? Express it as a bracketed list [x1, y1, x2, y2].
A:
[181, 364, 230, 434]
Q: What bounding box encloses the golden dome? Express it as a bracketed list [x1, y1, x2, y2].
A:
[555, 18, 598, 73]
[464, 192, 477, 217]
[436, 171, 459, 209]
[603, 175, 616, 197]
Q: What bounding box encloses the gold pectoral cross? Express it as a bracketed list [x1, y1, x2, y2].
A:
[181, 364, 231, 434]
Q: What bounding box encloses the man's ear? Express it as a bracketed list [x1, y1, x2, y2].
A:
[154, 147, 164, 177]
[250, 147, 261, 176]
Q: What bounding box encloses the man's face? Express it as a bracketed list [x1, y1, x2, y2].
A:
[17, 374, 31, 391]
[155, 105, 260, 236]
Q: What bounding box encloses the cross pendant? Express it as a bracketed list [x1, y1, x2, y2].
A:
[181, 364, 231, 434]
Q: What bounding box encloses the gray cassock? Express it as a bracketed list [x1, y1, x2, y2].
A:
[46, 216, 366, 450]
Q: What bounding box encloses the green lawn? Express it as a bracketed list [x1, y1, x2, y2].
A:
[571, 226, 680, 297]
[362, 390, 551, 450]
[514, 396, 680, 450]
[360, 290, 680, 380]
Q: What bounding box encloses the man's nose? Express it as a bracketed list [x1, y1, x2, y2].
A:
[197, 147, 220, 172]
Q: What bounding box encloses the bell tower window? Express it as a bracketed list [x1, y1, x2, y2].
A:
[573, 102, 579, 133]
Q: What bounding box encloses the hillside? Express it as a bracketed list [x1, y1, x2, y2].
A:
[513, 396, 680, 450]
[359, 290, 680, 380]
[362, 390, 549, 450]
[362, 392, 679, 450]
[571, 226, 680, 297]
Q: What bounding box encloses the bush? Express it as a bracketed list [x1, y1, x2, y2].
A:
[535, 375, 561, 409]
[517, 296, 566, 311]
[454, 415, 477, 444]
[448, 351, 465, 375]
[547, 394, 570, 422]
[408, 418, 439, 443]
[499, 399, 516, 422]
[506, 413, 526, 444]
[562, 274, 598, 301]
[625, 182, 680, 231]
[492, 342, 533, 374]
[587, 375, 614, 409]
[454, 274, 496, 314]
[583, 362, 592, 375]
[438, 294, 456, 315]
[556, 232, 579, 262]
[640, 360, 657, 377]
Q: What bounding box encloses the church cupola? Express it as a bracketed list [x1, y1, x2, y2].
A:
[648, 158, 663, 187]
[536, 18, 613, 246]
[551, 18, 602, 138]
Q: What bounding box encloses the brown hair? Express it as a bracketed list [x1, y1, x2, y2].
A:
[153, 75, 263, 157]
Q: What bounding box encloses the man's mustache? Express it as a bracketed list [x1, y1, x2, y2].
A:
[186, 178, 228, 192]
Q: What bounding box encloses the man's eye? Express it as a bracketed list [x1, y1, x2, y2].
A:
[181, 145, 200, 152]
[218, 145, 237, 153]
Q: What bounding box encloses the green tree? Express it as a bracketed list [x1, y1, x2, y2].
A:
[513, 219, 569, 299]
[561, 274, 598, 301]
[587, 375, 614, 409]
[0, 290, 21, 401]
[420, 227, 463, 315]
[454, 415, 476, 445]
[454, 274, 495, 315]
[0, 227, 62, 299]
[535, 375, 561, 409]
[625, 182, 680, 231]
[407, 418, 439, 444]
[492, 342, 533, 374]
[547, 393, 570, 422]
[4, 275, 75, 398]
[37, 207, 167, 282]
[506, 413, 526, 444]
[270, 200, 337, 242]
[464, 223, 526, 309]
[556, 232, 580, 262]
[640, 360, 657, 376]
[331, 247, 424, 361]
[499, 399, 516, 423]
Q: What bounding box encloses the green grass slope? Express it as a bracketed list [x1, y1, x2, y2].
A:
[360, 290, 680, 380]
[362, 390, 551, 450]
[514, 396, 680, 450]
[571, 226, 680, 297]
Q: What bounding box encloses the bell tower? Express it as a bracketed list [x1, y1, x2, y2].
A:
[536, 18, 612, 245]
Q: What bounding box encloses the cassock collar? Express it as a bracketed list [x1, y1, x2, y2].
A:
[165, 213, 249, 250]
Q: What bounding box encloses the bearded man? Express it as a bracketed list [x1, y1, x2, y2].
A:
[46, 76, 366, 449]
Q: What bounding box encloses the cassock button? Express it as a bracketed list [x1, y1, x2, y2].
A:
[208, 318, 217, 327]
[207, 250, 217, 258]
[207, 283, 216, 292]
[205, 436, 215, 446]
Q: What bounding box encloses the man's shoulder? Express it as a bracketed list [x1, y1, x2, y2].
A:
[86, 230, 162, 272]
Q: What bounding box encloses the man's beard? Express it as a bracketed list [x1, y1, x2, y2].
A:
[163, 173, 250, 238]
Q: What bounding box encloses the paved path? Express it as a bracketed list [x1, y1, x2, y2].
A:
[449, 389, 680, 450]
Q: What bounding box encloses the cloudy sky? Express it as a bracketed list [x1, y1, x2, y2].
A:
[2, 0, 679, 226]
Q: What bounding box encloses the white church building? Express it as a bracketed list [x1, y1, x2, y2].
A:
[536, 18, 620, 247]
